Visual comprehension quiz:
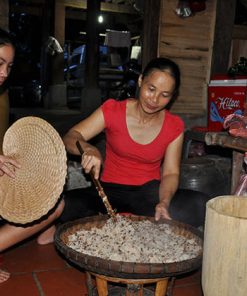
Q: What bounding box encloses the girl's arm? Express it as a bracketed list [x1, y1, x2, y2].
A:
[0, 91, 9, 154]
[0, 155, 21, 178]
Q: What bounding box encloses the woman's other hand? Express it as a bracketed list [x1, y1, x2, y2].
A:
[155, 201, 171, 221]
[81, 146, 103, 179]
[0, 155, 21, 178]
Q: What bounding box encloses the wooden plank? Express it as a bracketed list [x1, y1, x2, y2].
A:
[158, 0, 219, 116]
[159, 17, 213, 31]
[159, 39, 211, 53]
[159, 48, 209, 61]
[160, 0, 215, 24]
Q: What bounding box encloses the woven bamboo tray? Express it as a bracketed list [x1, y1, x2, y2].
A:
[55, 215, 203, 279]
[0, 116, 67, 224]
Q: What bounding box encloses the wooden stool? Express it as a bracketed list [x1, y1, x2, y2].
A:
[86, 271, 170, 296]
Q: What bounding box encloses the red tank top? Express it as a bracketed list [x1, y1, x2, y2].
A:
[101, 99, 184, 185]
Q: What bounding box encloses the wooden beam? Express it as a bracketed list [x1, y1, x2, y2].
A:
[100, 1, 137, 14]
[60, 0, 87, 10]
[61, 0, 138, 14]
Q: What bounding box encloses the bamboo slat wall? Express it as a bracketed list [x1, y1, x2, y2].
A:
[158, 0, 217, 116]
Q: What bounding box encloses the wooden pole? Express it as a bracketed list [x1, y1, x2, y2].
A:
[40, 0, 55, 103]
[142, 0, 161, 69]
[80, 0, 101, 118]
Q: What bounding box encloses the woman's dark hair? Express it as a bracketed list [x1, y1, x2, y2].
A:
[142, 57, 181, 95]
[0, 28, 15, 48]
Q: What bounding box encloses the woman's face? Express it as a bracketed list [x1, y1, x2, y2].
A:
[138, 69, 176, 114]
[0, 43, 15, 86]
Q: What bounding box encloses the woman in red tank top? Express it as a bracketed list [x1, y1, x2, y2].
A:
[40, 57, 210, 244]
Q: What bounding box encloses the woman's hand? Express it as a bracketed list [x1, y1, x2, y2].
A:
[81, 145, 103, 179]
[155, 201, 171, 221]
[0, 155, 21, 178]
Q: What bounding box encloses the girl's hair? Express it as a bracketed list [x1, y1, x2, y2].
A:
[142, 57, 181, 95]
[0, 28, 15, 48]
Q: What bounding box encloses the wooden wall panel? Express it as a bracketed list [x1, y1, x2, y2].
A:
[0, 0, 9, 30]
[158, 0, 217, 115]
[229, 25, 247, 67]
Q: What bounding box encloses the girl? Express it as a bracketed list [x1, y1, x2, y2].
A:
[0, 28, 64, 284]
[0, 28, 14, 153]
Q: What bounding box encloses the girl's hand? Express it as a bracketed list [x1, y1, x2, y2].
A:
[155, 201, 171, 221]
[0, 155, 21, 178]
[81, 146, 103, 179]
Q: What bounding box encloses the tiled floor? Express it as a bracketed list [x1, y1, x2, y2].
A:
[0, 235, 203, 296]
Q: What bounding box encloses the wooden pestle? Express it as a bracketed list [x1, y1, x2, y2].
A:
[76, 141, 117, 220]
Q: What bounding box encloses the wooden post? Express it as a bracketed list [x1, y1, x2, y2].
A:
[211, 0, 237, 75]
[142, 0, 161, 69]
[80, 0, 102, 118]
[84, 0, 100, 88]
[47, 1, 67, 108]
[40, 0, 55, 105]
[155, 279, 169, 296]
[95, 277, 108, 296]
[53, 1, 65, 85]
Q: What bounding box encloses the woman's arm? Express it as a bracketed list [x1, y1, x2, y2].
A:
[155, 132, 184, 220]
[0, 91, 9, 154]
[63, 107, 105, 179]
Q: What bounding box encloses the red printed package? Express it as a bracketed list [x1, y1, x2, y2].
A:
[208, 75, 247, 131]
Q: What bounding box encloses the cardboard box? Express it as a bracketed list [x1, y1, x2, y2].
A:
[208, 75, 247, 131]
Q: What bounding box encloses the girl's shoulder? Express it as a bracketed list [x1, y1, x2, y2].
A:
[0, 78, 10, 95]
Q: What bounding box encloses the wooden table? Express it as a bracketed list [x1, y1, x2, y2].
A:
[183, 130, 247, 193]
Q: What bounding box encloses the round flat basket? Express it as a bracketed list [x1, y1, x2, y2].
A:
[55, 215, 203, 279]
[0, 116, 67, 224]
